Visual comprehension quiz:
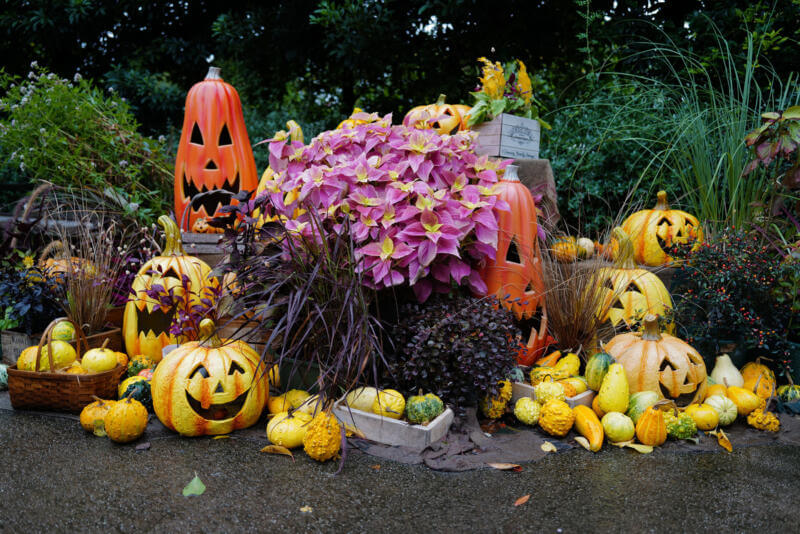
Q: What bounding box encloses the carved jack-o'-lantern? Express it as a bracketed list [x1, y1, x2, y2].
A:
[605, 315, 707, 407]
[151, 319, 269, 436]
[403, 94, 471, 135]
[123, 215, 217, 361]
[174, 66, 258, 231]
[621, 190, 704, 266]
[478, 165, 545, 321]
[597, 227, 673, 332]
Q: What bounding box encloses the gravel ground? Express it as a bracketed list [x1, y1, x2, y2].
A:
[1, 410, 798, 533]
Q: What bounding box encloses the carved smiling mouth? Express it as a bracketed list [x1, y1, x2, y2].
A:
[135, 303, 176, 337]
[182, 172, 241, 216]
[186, 390, 249, 420]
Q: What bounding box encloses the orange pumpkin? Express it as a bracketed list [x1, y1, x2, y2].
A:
[635, 403, 668, 446]
[604, 315, 708, 407]
[621, 190, 704, 266]
[477, 165, 545, 321]
[174, 66, 258, 231]
[151, 319, 269, 436]
[403, 94, 470, 135]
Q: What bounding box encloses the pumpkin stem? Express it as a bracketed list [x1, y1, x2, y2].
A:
[198, 318, 222, 348]
[611, 227, 637, 269]
[641, 315, 662, 341]
[157, 215, 186, 256]
[205, 66, 222, 80]
[654, 190, 670, 211]
[436, 94, 447, 105]
[100, 339, 109, 349]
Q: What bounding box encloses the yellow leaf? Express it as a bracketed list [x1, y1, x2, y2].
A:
[609, 440, 633, 448]
[574, 436, 592, 451]
[299, 505, 313, 513]
[541, 441, 557, 453]
[213, 435, 230, 440]
[709, 429, 733, 452]
[260, 445, 295, 461]
[514, 494, 531, 507]
[624, 443, 654, 454]
[92, 419, 106, 437]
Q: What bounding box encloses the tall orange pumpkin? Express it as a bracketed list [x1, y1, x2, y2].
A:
[174, 66, 258, 231]
[478, 165, 545, 321]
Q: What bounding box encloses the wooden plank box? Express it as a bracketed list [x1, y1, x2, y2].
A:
[472, 113, 541, 159]
[333, 396, 454, 451]
[511, 382, 595, 409]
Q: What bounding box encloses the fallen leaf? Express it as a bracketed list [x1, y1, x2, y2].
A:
[299, 505, 313, 513]
[574, 436, 592, 451]
[370, 464, 381, 470]
[487, 462, 522, 471]
[213, 435, 230, 440]
[92, 420, 106, 437]
[540, 441, 557, 453]
[260, 445, 295, 461]
[135, 442, 151, 451]
[709, 429, 733, 452]
[624, 443, 654, 454]
[514, 494, 531, 507]
[182, 473, 206, 497]
[343, 424, 366, 439]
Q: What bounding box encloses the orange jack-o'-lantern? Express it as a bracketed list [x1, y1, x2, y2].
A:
[477, 165, 546, 320]
[174, 66, 258, 231]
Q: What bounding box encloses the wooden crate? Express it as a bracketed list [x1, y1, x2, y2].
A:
[181, 231, 225, 267]
[333, 397, 454, 451]
[472, 113, 541, 159]
[511, 382, 595, 409]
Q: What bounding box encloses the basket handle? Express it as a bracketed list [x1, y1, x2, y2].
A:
[33, 317, 90, 372]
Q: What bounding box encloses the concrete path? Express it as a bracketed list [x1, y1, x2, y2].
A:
[2, 410, 798, 532]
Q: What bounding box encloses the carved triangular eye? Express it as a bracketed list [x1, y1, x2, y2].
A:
[190, 123, 204, 145]
[228, 361, 246, 375]
[190, 365, 210, 379]
[506, 237, 522, 265]
[219, 124, 232, 146]
[162, 267, 181, 280]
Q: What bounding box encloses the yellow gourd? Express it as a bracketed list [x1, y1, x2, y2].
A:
[302, 412, 341, 462]
[538, 399, 575, 437]
[635, 404, 667, 446]
[726, 386, 761, 416]
[373, 389, 405, 419]
[267, 411, 313, 449]
[704, 384, 727, 400]
[597, 363, 629, 414]
[573, 405, 604, 452]
[554, 352, 580, 376]
[684, 403, 719, 431]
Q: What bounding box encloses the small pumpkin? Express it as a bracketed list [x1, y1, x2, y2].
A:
[741, 358, 776, 399]
[405, 392, 445, 425]
[777, 384, 800, 403]
[81, 340, 118, 373]
[538, 399, 575, 437]
[705, 395, 738, 426]
[576, 237, 595, 259]
[635, 402, 668, 446]
[51, 320, 76, 341]
[573, 405, 604, 452]
[266, 411, 313, 449]
[120, 378, 153, 412]
[684, 403, 719, 431]
[104, 397, 148, 443]
[585, 351, 614, 391]
[79, 399, 117, 432]
[601, 412, 635, 443]
[18, 341, 76, 371]
[303, 411, 341, 462]
[118, 375, 148, 399]
[115, 352, 129, 368]
[726, 386, 761, 416]
[621, 190, 703, 266]
[373, 389, 406, 420]
[551, 238, 578, 263]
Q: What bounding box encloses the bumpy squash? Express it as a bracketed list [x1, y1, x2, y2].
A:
[530, 366, 569, 385]
[663, 409, 697, 440]
[405, 392, 445, 424]
[79, 399, 117, 432]
[635, 404, 668, 446]
[747, 408, 780, 432]
[539, 399, 575, 437]
[573, 405, 604, 452]
[104, 397, 148, 443]
[513, 397, 541, 426]
[598, 363, 629, 414]
[727, 386, 761, 416]
[684, 403, 719, 431]
[601, 412, 635, 443]
[585, 352, 614, 391]
[303, 412, 341, 462]
[705, 395, 738, 426]
[535, 379, 566, 405]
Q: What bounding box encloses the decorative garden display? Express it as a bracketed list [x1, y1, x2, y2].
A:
[621, 190, 704, 266]
[597, 227, 673, 331]
[173, 66, 258, 231]
[123, 215, 216, 361]
[151, 319, 268, 436]
[605, 315, 708, 406]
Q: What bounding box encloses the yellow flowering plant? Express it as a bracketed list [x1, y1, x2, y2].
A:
[467, 57, 551, 129]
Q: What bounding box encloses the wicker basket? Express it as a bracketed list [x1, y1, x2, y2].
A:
[7, 318, 125, 413]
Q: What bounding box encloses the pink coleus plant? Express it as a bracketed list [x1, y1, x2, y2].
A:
[259, 111, 510, 301]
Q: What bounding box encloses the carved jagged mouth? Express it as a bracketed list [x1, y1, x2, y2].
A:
[186, 390, 248, 420]
[136, 304, 176, 337]
[182, 172, 241, 216]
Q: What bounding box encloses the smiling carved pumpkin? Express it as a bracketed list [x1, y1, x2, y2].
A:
[174, 66, 258, 231]
[151, 319, 268, 436]
[123, 215, 217, 361]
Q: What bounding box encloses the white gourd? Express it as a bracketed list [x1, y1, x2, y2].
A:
[709, 354, 743, 388]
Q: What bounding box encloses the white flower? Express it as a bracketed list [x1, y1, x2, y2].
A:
[119, 160, 129, 168]
[27, 71, 35, 79]
[158, 135, 166, 143]
[19, 162, 25, 171]
[73, 73, 82, 82]
[39, 128, 46, 134]
[30, 61, 38, 68]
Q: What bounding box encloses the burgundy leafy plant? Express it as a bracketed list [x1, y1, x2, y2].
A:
[744, 106, 800, 188]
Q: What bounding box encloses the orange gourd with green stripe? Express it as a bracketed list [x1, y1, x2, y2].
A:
[621, 190, 704, 266]
[151, 319, 268, 436]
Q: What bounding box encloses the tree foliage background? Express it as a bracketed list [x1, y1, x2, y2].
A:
[1, 0, 798, 230]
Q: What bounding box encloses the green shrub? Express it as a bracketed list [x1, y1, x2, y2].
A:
[0, 66, 173, 223]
